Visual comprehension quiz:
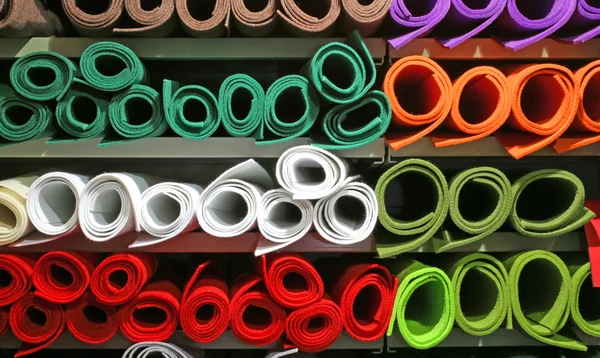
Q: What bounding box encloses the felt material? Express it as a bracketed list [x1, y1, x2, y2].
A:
[566, 256, 600, 337]
[375, 159, 449, 258]
[9, 292, 65, 358]
[303, 31, 376, 104]
[80, 41, 147, 92]
[312, 90, 391, 150]
[436, 0, 506, 49]
[10, 51, 78, 102]
[65, 291, 118, 344]
[118, 277, 181, 342]
[383, 56, 453, 151]
[495, 0, 576, 51]
[278, 0, 341, 37]
[0, 83, 53, 143]
[124, 342, 201, 358]
[163, 79, 220, 140]
[258, 253, 324, 309]
[0, 0, 63, 37]
[257, 75, 320, 145]
[0, 307, 7, 337]
[558, 0, 600, 44]
[504, 250, 586, 351]
[388, 0, 451, 49]
[180, 259, 229, 343]
[430, 66, 510, 147]
[496, 64, 578, 159]
[386, 259, 454, 350]
[229, 273, 286, 346]
[446, 253, 512, 336]
[285, 297, 343, 352]
[339, 0, 391, 36]
[90, 253, 157, 306]
[434, 167, 512, 253]
[231, 0, 277, 37]
[62, 0, 123, 37]
[175, 0, 230, 37]
[508, 169, 595, 238]
[114, 0, 178, 37]
[0, 253, 37, 306]
[218, 74, 264, 137]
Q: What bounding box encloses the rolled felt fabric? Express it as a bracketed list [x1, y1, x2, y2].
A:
[180, 259, 229, 343]
[90, 253, 157, 306]
[504, 250, 586, 350]
[258, 75, 320, 145]
[558, 0, 600, 43]
[496, 64, 578, 159]
[124, 342, 202, 358]
[66, 291, 118, 344]
[508, 169, 594, 238]
[375, 159, 449, 258]
[27, 172, 89, 236]
[0, 174, 39, 246]
[62, 0, 123, 36]
[285, 297, 343, 352]
[0, 307, 7, 337]
[0, 84, 53, 143]
[80, 41, 147, 92]
[32, 251, 96, 304]
[9, 293, 65, 358]
[494, 0, 576, 51]
[163, 80, 220, 140]
[10, 52, 78, 102]
[218, 74, 264, 137]
[0, 253, 37, 306]
[388, 0, 451, 49]
[278, 0, 341, 37]
[339, 0, 391, 36]
[383, 56, 453, 150]
[430, 66, 510, 147]
[433, 167, 512, 253]
[386, 259, 454, 349]
[113, 0, 178, 37]
[175, 0, 230, 37]
[231, 0, 278, 37]
[275, 145, 348, 200]
[0, 0, 63, 37]
[55, 80, 109, 141]
[257, 253, 324, 309]
[566, 256, 600, 337]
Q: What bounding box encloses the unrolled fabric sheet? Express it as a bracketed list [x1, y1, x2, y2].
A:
[124, 341, 203, 358]
[566, 256, 600, 337]
[278, 0, 341, 37]
[66, 291, 118, 344]
[219, 74, 264, 138]
[0, 0, 63, 37]
[558, 0, 600, 43]
[388, 0, 451, 49]
[0, 253, 37, 306]
[231, 0, 278, 36]
[0, 174, 39, 246]
[175, 0, 230, 37]
[339, 0, 391, 36]
[285, 297, 343, 352]
[0, 84, 53, 143]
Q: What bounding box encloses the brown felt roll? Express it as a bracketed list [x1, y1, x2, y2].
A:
[62, 0, 124, 37]
[278, 0, 341, 37]
[114, 0, 177, 37]
[231, 0, 277, 37]
[0, 0, 63, 37]
[175, 0, 230, 37]
[339, 0, 390, 36]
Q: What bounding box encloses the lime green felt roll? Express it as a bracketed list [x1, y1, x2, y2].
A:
[80, 41, 146, 92]
[509, 170, 595, 238]
[387, 259, 454, 349]
[55, 80, 109, 140]
[10, 51, 78, 101]
[376, 159, 449, 258]
[163, 79, 219, 140]
[434, 167, 512, 253]
[0, 84, 53, 142]
[566, 256, 600, 337]
[218, 74, 264, 137]
[504, 250, 586, 351]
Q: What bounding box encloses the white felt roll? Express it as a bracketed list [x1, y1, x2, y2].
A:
[0, 174, 38, 245]
[123, 341, 203, 358]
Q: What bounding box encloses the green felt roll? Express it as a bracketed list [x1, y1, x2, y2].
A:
[0, 84, 53, 142]
[376, 159, 449, 258]
[80, 41, 146, 92]
[55, 80, 109, 140]
[434, 167, 512, 253]
[386, 259, 454, 349]
[163, 79, 219, 140]
[446, 253, 512, 336]
[566, 256, 600, 337]
[10, 51, 78, 101]
[302, 31, 375, 104]
[218, 74, 264, 137]
[257, 74, 320, 145]
[504, 250, 586, 351]
[509, 170, 595, 238]
[312, 90, 391, 150]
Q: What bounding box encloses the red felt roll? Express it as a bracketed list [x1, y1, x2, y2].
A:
[258, 253, 324, 309]
[0, 253, 38, 306]
[9, 292, 65, 358]
[66, 291, 118, 344]
[180, 259, 229, 343]
[285, 297, 343, 352]
[0, 307, 8, 337]
[230, 273, 286, 346]
[118, 277, 180, 342]
[90, 253, 157, 306]
[32, 251, 96, 304]
[329, 263, 398, 342]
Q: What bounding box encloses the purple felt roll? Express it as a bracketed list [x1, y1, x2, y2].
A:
[494, 0, 576, 50]
[436, 0, 507, 49]
[388, 0, 451, 49]
[557, 0, 600, 43]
